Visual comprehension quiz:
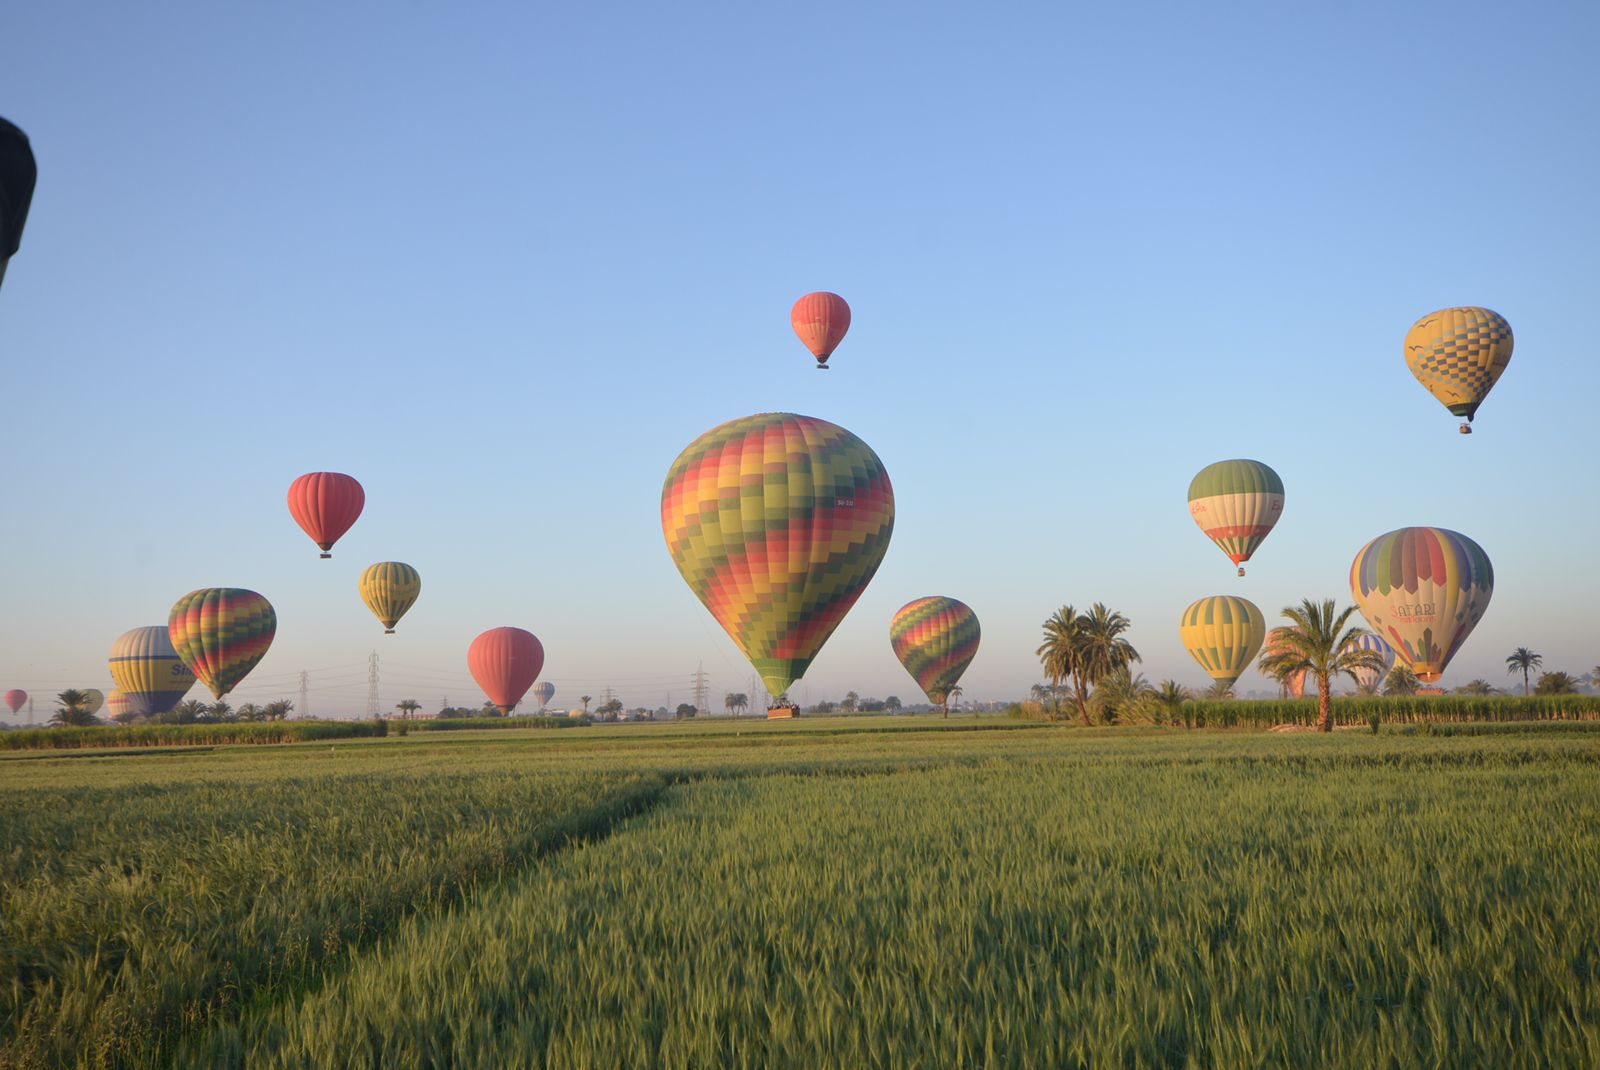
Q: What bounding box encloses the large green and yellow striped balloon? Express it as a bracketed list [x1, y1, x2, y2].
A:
[1187, 460, 1284, 575]
[1180, 595, 1266, 689]
[168, 588, 277, 699]
[359, 561, 421, 633]
[662, 413, 895, 700]
[108, 625, 196, 716]
[890, 596, 980, 707]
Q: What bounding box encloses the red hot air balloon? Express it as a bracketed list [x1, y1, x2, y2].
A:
[467, 627, 544, 715]
[287, 472, 365, 558]
[791, 292, 851, 370]
[3, 689, 25, 715]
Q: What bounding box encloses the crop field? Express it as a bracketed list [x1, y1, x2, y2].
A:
[4, 719, 1600, 1068]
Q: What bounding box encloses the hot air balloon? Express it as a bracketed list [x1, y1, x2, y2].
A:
[1262, 627, 1308, 698]
[1343, 633, 1396, 693]
[359, 562, 421, 634]
[287, 472, 365, 558]
[4, 689, 25, 715]
[168, 589, 278, 699]
[468, 627, 544, 714]
[1350, 527, 1492, 683]
[108, 625, 198, 716]
[1180, 595, 1266, 691]
[106, 690, 133, 721]
[1187, 460, 1284, 576]
[533, 682, 555, 711]
[791, 292, 851, 370]
[890, 597, 980, 714]
[0, 117, 36, 293]
[662, 413, 894, 712]
[80, 689, 105, 716]
[1404, 307, 1513, 434]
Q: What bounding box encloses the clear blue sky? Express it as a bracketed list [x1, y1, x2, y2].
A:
[3, 1, 1597, 718]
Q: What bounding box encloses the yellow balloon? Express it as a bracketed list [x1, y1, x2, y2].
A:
[360, 562, 421, 634]
[1180, 596, 1266, 689]
[1404, 306, 1512, 431]
[81, 688, 105, 716]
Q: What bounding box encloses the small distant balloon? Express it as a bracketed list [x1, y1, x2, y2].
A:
[287, 472, 365, 558]
[359, 562, 421, 634]
[1344, 633, 1395, 692]
[107, 690, 133, 721]
[168, 588, 278, 699]
[80, 689, 105, 716]
[1180, 595, 1266, 690]
[533, 682, 556, 710]
[791, 292, 851, 370]
[1187, 460, 1283, 576]
[468, 627, 545, 714]
[889, 597, 980, 710]
[3, 689, 25, 714]
[1404, 307, 1512, 434]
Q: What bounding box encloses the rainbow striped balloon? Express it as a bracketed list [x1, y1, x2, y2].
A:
[1180, 595, 1266, 689]
[1350, 527, 1492, 683]
[662, 413, 894, 699]
[168, 588, 278, 699]
[890, 597, 980, 707]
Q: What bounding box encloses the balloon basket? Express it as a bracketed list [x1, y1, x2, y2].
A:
[766, 702, 799, 720]
[320, 552, 332, 559]
[1237, 567, 1246, 577]
[1459, 423, 1472, 435]
[384, 629, 395, 635]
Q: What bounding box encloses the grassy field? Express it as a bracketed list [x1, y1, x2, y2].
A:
[4, 718, 1599, 1068]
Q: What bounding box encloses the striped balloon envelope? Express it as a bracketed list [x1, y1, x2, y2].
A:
[1180, 595, 1266, 690]
[106, 690, 133, 721]
[1187, 460, 1284, 576]
[168, 589, 278, 699]
[1350, 527, 1492, 683]
[359, 562, 422, 633]
[108, 625, 197, 716]
[1404, 307, 1512, 432]
[662, 412, 894, 701]
[1343, 633, 1396, 692]
[81, 689, 105, 716]
[790, 292, 851, 369]
[890, 597, 981, 709]
[533, 682, 556, 710]
[1262, 627, 1308, 698]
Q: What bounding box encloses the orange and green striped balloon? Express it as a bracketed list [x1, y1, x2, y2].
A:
[662, 412, 894, 699]
[1187, 459, 1284, 575]
[1180, 595, 1266, 689]
[360, 561, 421, 633]
[168, 588, 277, 699]
[890, 597, 980, 706]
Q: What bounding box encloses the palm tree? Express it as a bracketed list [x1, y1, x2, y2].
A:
[724, 691, 737, 716]
[1074, 603, 1140, 725]
[168, 698, 208, 724]
[945, 684, 963, 716]
[1506, 648, 1542, 696]
[1151, 680, 1191, 727]
[236, 703, 265, 722]
[1035, 606, 1082, 722]
[1089, 666, 1153, 724]
[395, 699, 421, 720]
[51, 689, 97, 727]
[1257, 599, 1384, 733]
[1203, 680, 1235, 701]
[1455, 679, 1498, 695]
[734, 693, 749, 716]
[843, 690, 859, 713]
[1534, 671, 1577, 695]
[580, 695, 592, 714]
[884, 695, 902, 713]
[1384, 664, 1419, 696]
[206, 702, 234, 723]
[263, 699, 293, 721]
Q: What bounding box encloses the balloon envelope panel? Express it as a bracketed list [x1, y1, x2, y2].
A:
[109, 625, 197, 715]
[168, 589, 278, 699]
[662, 412, 894, 699]
[1350, 527, 1492, 683]
[1187, 460, 1284, 568]
[1180, 595, 1266, 688]
[890, 596, 980, 705]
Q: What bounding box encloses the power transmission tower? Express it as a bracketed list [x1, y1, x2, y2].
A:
[27, 696, 34, 727]
[366, 651, 379, 718]
[299, 671, 310, 720]
[691, 662, 708, 715]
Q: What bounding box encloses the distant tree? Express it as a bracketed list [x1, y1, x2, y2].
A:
[210, 702, 237, 722]
[480, 700, 503, 717]
[1506, 648, 1543, 696]
[598, 698, 624, 720]
[51, 690, 98, 727]
[842, 691, 859, 713]
[734, 692, 749, 716]
[724, 692, 737, 716]
[264, 699, 293, 721]
[394, 699, 421, 720]
[580, 695, 593, 714]
[236, 703, 265, 722]
[884, 695, 901, 713]
[437, 707, 469, 719]
[1455, 679, 1498, 696]
[944, 685, 964, 717]
[1037, 603, 1138, 725]
[811, 700, 836, 714]
[1534, 671, 1578, 696]
[1203, 680, 1235, 701]
[1384, 664, 1420, 696]
[163, 699, 208, 724]
[1089, 666, 1152, 724]
[1151, 680, 1191, 726]
[675, 703, 697, 720]
[654, 707, 669, 719]
[1258, 599, 1384, 733]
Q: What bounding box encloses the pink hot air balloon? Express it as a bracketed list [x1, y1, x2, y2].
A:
[790, 291, 851, 370]
[3, 689, 25, 715]
[467, 627, 545, 715]
[287, 472, 365, 558]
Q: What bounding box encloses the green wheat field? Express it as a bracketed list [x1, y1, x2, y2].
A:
[4, 718, 1599, 1068]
